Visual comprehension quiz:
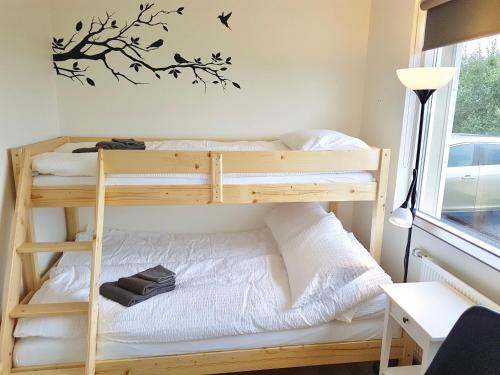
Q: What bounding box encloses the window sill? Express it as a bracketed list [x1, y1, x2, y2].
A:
[414, 212, 500, 271]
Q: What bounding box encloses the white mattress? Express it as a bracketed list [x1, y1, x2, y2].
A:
[14, 316, 395, 367]
[33, 171, 375, 186]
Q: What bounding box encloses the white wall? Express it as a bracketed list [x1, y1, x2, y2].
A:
[49, 0, 373, 232]
[0, 1, 66, 312]
[52, 0, 371, 140]
[352, 0, 500, 304]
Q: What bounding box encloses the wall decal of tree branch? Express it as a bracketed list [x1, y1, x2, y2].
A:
[52, 3, 241, 90]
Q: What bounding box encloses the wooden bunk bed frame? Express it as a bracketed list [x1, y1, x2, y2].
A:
[1, 136, 414, 375]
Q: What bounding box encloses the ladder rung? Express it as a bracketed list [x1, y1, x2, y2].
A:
[17, 241, 93, 253]
[10, 302, 89, 318]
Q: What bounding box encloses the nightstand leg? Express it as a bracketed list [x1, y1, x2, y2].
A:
[379, 300, 396, 375]
[421, 341, 441, 372]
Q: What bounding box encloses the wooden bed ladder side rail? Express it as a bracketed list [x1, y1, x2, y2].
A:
[85, 150, 106, 375]
[0, 149, 33, 375]
[369, 149, 391, 263]
[0, 149, 95, 375]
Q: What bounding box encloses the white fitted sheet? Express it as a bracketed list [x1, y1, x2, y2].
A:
[32, 171, 375, 186]
[14, 315, 389, 367]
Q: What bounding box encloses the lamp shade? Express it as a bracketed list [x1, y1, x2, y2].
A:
[396, 67, 457, 90]
[389, 207, 414, 228]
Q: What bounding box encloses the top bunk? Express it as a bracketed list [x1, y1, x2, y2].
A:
[11, 134, 390, 208]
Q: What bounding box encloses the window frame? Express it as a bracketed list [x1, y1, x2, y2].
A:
[414, 212, 500, 271]
[408, 34, 500, 270]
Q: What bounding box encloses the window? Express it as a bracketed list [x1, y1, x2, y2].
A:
[418, 34, 500, 261]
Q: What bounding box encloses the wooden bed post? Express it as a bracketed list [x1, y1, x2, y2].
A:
[399, 331, 417, 366]
[10, 148, 40, 292]
[369, 149, 391, 263]
[329, 202, 337, 214]
[0, 150, 32, 373]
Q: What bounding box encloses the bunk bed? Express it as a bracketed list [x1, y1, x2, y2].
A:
[0, 136, 414, 375]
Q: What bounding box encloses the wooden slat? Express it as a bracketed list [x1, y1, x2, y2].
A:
[86, 150, 106, 375]
[102, 149, 381, 175]
[369, 149, 391, 262]
[17, 241, 93, 253]
[11, 362, 84, 374]
[31, 183, 378, 207]
[11, 367, 84, 375]
[0, 150, 32, 373]
[32, 186, 97, 207]
[10, 302, 88, 318]
[210, 153, 223, 203]
[222, 149, 381, 173]
[222, 183, 377, 204]
[95, 339, 404, 375]
[65, 207, 79, 241]
[11, 362, 85, 374]
[103, 150, 211, 174]
[68, 136, 273, 143]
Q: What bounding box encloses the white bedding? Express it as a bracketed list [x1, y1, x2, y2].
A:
[14, 227, 390, 347]
[31, 141, 375, 184]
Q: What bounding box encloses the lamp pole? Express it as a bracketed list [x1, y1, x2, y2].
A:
[403, 89, 434, 282]
[393, 67, 456, 283]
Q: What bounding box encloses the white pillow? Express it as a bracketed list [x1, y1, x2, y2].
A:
[280, 129, 369, 151]
[280, 214, 374, 308]
[264, 203, 329, 246]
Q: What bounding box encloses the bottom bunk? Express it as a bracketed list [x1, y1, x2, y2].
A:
[11, 204, 406, 374]
[15, 316, 398, 367]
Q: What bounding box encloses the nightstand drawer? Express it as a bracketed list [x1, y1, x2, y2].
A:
[390, 302, 427, 345]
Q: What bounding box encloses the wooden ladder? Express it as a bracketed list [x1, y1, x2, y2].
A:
[0, 150, 106, 375]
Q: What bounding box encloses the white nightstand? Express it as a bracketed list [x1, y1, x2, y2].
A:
[379, 281, 474, 375]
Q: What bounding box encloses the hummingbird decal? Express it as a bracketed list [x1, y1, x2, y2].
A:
[218, 11, 232, 30]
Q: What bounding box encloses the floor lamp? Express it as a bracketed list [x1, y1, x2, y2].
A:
[390, 67, 456, 282]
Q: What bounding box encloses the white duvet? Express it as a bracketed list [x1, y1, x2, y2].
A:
[14, 227, 391, 344]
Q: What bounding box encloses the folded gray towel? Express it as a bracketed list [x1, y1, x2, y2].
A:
[118, 276, 175, 295]
[135, 265, 176, 283]
[100, 281, 175, 307]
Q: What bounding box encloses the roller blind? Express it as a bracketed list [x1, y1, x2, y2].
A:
[420, 0, 451, 11]
[422, 0, 500, 51]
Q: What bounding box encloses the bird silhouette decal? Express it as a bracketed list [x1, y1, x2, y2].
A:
[218, 11, 232, 30]
[174, 53, 190, 64]
[51, 4, 241, 90]
[147, 39, 164, 49]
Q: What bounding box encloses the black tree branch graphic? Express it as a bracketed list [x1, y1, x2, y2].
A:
[52, 3, 241, 90]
